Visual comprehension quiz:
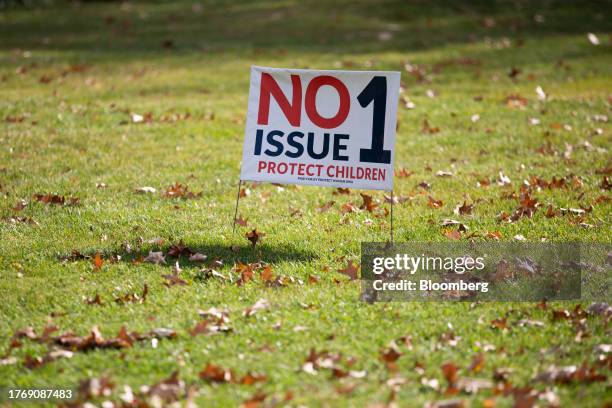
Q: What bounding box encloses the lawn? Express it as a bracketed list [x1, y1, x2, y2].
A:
[0, 0, 611, 407]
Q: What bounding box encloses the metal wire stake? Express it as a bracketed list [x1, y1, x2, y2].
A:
[232, 179, 243, 233]
[390, 189, 394, 243]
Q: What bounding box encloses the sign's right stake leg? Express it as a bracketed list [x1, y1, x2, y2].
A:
[390, 190, 394, 243]
[232, 179, 243, 234]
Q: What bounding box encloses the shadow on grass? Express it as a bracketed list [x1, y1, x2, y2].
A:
[1, 0, 610, 63]
[59, 242, 318, 269]
[172, 242, 318, 266]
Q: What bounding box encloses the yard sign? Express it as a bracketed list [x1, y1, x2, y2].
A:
[240, 66, 401, 191]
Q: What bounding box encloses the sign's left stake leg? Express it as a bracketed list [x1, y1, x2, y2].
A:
[232, 179, 243, 234]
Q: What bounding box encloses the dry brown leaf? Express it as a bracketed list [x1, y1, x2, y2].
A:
[318, 201, 335, 213]
[337, 261, 359, 280]
[93, 253, 103, 271]
[235, 216, 248, 227]
[245, 229, 263, 247]
[243, 298, 270, 317]
[428, 196, 443, 209]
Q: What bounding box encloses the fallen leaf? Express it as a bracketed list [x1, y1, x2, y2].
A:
[93, 253, 103, 271]
[84, 293, 103, 306]
[289, 207, 303, 219]
[421, 377, 441, 391]
[189, 316, 231, 337]
[505, 95, 528, 109]
[534, 364, 605, 384]
[444, 230, 462, 240]
[33, 193, 79, 206]
[333, 188, 351, 195]
[588, 302, 611, 316]
[235, 262, 255, 285]
[380, 344, 402, 366]
[163, 182, 202, 199]
[5, 115, 25, 123]
[143, 371, 185, 404]
[422, 119, 440, 134]
[456, 377, 493, 394]
[486, 231, 502, 240]
[587, 33, 600, 45]
[396, 168, 413, 178]
[418, 181, 432, 190]
[6, 216, 38, 225]
[468, 353, 485, 373]
[302, 348, 344, 375]
[78, 376, 115, 399]
[517, 319, 544, 328]
[14, 326, 38, 340]
[167, 241, 193, 257]
[245, 229, 263, 247]
[235, 216, 248, 227]
[336, 383, 359, 395]
[497, 172, 511, 186]
[438, 331, 461, 348]
[545, 204, 559, 218]
[241, 392, 267, 408]
[239, 372, 268, 385]
[341, 202, 360, 213]
[490, 318, 508, 330]
[150, 328, 177, 339]
[0, 356, 17, 366]
[243, 298, 270, 317]
[493, 368, 513, 382]
[52, 326, 138, 352]
[441, 362, 458, 386]
[260, 265, 274, 282]
[337, 261, 359, 280]
[13, 199, 27, 212]
[199, 363, 234, 383]
[162, 263, 187, 287]
[144, 251, 166, 265]
[318, 201, 335, 212]
[593, 344, 611, 354]
[425, 398, 464, 408]
[360, 193, 378, 212]
[428, 196, 443, 209]
[454, 201, 473, 215]
[189, 253, 207, 262]
[135, 186, 157, 194]
[114, 283, 148, 305]
[508, 67, 521, 79]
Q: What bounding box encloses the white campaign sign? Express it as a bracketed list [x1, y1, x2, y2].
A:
[240, 66, 400, 191]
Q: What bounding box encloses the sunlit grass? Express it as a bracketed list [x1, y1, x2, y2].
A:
[0, 0, 610, 406]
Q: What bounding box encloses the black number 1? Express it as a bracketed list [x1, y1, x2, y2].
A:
[358, 76, 391, 164]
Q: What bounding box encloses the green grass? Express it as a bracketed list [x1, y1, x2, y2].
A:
[0, 0, 611, 406]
